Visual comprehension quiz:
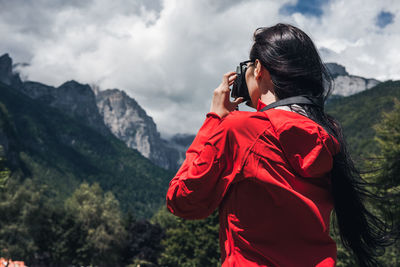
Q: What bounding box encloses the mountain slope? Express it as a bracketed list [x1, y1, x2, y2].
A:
[326, 80, 400, 160]
[0, 81, 172, 218]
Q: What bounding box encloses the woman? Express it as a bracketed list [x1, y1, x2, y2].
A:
[166, 23, 391, 266]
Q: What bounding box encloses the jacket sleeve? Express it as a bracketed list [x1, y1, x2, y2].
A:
[166, 112, 234, 219]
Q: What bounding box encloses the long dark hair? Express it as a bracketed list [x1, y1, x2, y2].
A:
[250, 23, 394, 266]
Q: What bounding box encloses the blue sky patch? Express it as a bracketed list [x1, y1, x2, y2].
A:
[376, 11, 395, 28]
[280, 0, 331, 17]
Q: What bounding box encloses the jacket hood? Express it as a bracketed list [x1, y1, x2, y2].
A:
[267, 109, 340, 178]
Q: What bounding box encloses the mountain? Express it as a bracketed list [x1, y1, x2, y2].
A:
[325, 63, 380, 96]
[0, 53, 183, 171]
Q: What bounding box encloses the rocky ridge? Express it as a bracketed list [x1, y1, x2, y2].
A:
[21, 80, 110, 136]
[325, 63, 380, 96]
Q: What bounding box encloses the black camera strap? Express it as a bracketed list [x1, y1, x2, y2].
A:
[259, 96, 323, 112]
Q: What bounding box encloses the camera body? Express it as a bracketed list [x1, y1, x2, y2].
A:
[231, 60, 252, 105]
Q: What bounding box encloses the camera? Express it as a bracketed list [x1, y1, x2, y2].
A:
[231, 60, 253, 105]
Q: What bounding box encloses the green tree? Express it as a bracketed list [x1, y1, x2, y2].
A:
[158, 211, 220, 267]
[0, 179, 41, 262]
[0, 146, 10, 190]
[122, 213, 164, 266]
[65, 182, 127, 266]
[374, 99, 400, 200]
[371, 99, 400, 265]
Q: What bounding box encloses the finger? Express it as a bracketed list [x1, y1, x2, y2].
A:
[228, 76, 237, 86]
[228, 74, 237, 82]
[222, 71, 237, 84]
[232, 97, 245, 106]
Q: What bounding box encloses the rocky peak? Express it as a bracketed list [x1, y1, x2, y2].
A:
[55, 81, 110, 134]
[325, 62, 349, 78]
[0, 53, 22, 87]
[0, 54, 12, 77]
[96, 88, 180, 170]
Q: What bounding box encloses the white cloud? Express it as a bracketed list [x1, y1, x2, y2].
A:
[1, 0, 399, 137]
[299, 0, 400, 80]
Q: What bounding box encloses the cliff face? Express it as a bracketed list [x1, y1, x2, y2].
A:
[325, 63, 380, 96]
[96, 89, 180, 170]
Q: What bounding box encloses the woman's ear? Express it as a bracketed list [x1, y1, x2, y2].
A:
[254, 59, 262, 80]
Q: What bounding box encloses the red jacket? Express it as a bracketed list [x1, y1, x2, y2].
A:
[166, 101, 340, 267]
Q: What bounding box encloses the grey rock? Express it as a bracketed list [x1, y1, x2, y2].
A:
[96, 88, 180, 170]
[325, 62, 381, 96]
[332, 75, 380, 96]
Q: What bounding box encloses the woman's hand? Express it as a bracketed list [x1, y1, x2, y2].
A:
[210, 72, 244, 118]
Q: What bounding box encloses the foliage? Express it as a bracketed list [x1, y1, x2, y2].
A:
[123, 214, 165, 266]
[0, 146, 10, 190]
[326, 80, 400, 162]
[0, 178, 168, 266]
[151, 205, 179, 229]
[158, 210, 220, 267]
[0, 176, 84, 265]
[373, 99, 400, 195]
[65, 182, 126, 265]
[370, 99, 400, 266]
[0, 178, 40, 262]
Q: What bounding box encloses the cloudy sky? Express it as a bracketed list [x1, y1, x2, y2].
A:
[1, 0, 399, 137]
